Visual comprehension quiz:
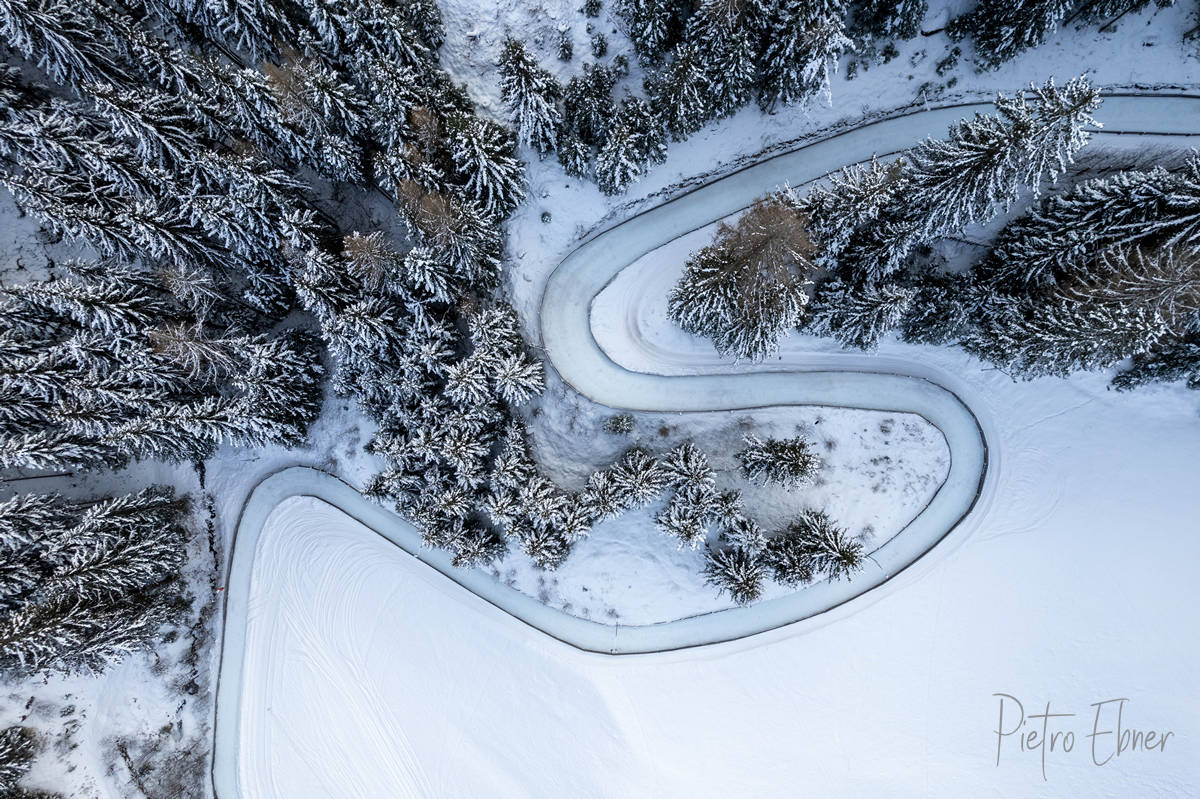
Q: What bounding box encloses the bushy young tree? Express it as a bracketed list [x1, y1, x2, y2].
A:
[610, 447, 670, 507]
[738, 434, 820, 488]
[668, 196, 814, 360]
[703, 545, 766, 604]
[764, 509, 864, 584]
[0, 487, 188, 678]
[498, 38, 562, 155]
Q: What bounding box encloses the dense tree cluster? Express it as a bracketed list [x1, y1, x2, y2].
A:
[0, 488, 188, 678]
[501, 0, 886, 194]
[923, 154, 1200, 384]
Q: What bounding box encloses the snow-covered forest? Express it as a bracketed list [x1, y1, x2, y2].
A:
[1, 0, 1199, 794]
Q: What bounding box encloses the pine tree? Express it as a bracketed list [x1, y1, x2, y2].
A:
[807, 278, 915, 350]
[799, 157, 905, 271]
[0, 487, 188, 678]
[703, 545, 766, 604]
[646, 42, 712, 140]
[764, 509, 864, 583]
[498, 38, 562, 155]
[1112, 334, 1200, 391]
[668, 196, 814, 360]
[738, 434, 820, 488]
[756, 0, 852, 111]
[949, 0, 1076, 69]
[661, 441, 715, 489]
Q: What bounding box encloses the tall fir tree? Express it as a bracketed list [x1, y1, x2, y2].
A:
[498, 37, 562, 155]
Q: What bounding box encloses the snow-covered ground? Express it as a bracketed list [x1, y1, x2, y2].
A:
[229, 413, 1200, 796]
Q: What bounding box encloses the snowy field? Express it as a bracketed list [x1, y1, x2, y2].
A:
[230, 414, 1200, 798]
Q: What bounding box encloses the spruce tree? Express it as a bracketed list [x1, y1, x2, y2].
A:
[687, 0, 758, 117]
[595, 119, 643, 195]
[756, 0, 852, 111]
[0, 487, 188, 678]
[498, 37, 562, 155]
[738, 434, 820, 488]
[807, 278, 915, 350]
[765, 509, 864, 583]
[616, 0, 685, 63]
[703, 545, 766, 604]
[949, 0, 1075, 69]
[646, 42, 711, 140]
[562, 62, 619, 145]
[850, 0, 928, 40]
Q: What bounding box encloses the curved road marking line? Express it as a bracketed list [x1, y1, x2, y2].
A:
[212, 93, 1200, 798]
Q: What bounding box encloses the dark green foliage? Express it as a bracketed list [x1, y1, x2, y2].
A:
[764, 509, 864, 584]
[738, 434, 820, 488]
[703, 546, 766, 605]
[0, 488, 188, 678]
[850, 0, 929, 40]
[1112, 335, 1200, 390]
[949, 0, 1076, 69]
[563, 62, 619, 145]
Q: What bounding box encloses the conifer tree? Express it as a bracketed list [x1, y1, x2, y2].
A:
[756, 0, 852, 111]
[556, 126, 592, 178]
[616, 0, 685, 63]
[703, 545, 765, 604]
[949, 0, 1075, 69]
[562, 62, 619, 145]
[621, 94, 668, 168]
[850, 0, 928, 40]
[738, 434, 820, 488]
[498, 37, 562, 155]
[595, 118, 643, 195]
[764, 509, 864, 583]
[807, 278, 915, 350]
[445, 114, 525, 218]
[0, 487, 188, 678]
[668, 196, 814, 360]
[687, 0, 758, 117]
[646, 42, 711, 139]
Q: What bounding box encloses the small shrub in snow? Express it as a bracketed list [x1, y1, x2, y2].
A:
[602, 413, 635, 435]
[738, 434, 820, 489]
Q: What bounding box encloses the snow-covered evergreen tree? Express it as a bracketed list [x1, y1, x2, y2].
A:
[646, 42, 711, 140]
[738, 434, 820, 488]
[949, 0, 1075, 69]
[595, 119, 643, 195]
[498, 38, 562, 155]
[668, 196, 814, 360]
[687, 0, 759, 117]
[764, 509, 864, 584]
[562, 62, 619, 145]
[0, 487, 188, 678]
[807, 278, 915, 350]
[703, 545, 766, 604]
[610, 448, 670, 507]
[616, 0, 685, 63]
[756, 0, 852, 111]
[850, 0, 928, 40]
[444, 114, 525, 219]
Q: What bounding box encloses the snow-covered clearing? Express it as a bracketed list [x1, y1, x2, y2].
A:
[225, 423, 1200, 797]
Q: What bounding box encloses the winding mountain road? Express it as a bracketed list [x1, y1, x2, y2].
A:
[213, 92, 1200, 799]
